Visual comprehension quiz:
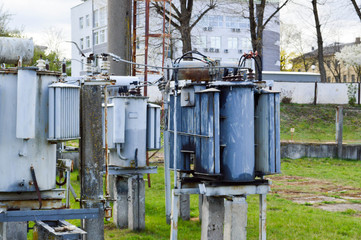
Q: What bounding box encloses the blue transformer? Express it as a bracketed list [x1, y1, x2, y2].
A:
[168, 81, 280, 182]
[216, 83, 255, 182]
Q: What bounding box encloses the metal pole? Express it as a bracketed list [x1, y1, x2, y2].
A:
[313, 81, 318, 105]
[259, 194, 267, 240]
[132, 0, 137, 76]
[144, 0, 150, 96]
[336, 106, 343, 158]
[163, 90, 171, 224]
[80, 84, 104, 240]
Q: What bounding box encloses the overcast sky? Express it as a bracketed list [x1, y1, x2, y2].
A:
[3, 0, 361, 58]
[4, 0, 83, 58]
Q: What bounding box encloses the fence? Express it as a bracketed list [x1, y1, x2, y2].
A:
[272, 82, 361, 105]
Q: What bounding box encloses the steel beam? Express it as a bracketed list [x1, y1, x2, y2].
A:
[0, 209, 100, 222]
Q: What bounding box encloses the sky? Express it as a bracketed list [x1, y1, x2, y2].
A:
[3, 0, 361, 58]
[3, 0, 83, 58]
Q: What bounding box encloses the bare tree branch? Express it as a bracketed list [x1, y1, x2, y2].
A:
[350, 0, 361, 21]
[263, 0, 290, 28]
[190, 3, 216, 29]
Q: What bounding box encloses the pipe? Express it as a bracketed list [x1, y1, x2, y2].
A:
[104, 85, 109, 197]
[116, 144, 128, 160]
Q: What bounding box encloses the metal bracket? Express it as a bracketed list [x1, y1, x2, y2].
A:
[30, 166, 42, 209]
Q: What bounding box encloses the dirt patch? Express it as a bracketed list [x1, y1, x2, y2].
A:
[269, 175, 361, 213]
[317, 204, 361, 212]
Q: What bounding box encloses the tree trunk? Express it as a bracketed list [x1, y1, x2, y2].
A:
[312, 0, 327, 82]
[351, 0, 361, 21]
[180, 27, 192, 55]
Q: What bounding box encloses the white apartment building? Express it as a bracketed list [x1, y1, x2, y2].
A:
[71, 0, 280, 76]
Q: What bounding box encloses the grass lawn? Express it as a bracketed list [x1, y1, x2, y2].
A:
[30, 158, 361, 240]
[281, 104, 361, 143]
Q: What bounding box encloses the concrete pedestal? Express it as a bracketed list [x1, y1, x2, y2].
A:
[128, 175, 145, 231]
[0, 222, 27, 240]
[224, 197, 248, 240]
[201, 196, 224, 240]
[113, 175, 145, 231]
[113, 176, 129, 229]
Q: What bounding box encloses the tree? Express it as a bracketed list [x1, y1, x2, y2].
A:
[350, 0, 361, 21]
[312, 0, 327, 82]
[335, 44, 361, 83]
[247, 0, 290, 73]
[280, 23, 315, 72]
[0, 4, 21, 37]
[153, 0, 217, 54]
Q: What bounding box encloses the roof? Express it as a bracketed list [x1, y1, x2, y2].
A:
[292, 38, 361, 61]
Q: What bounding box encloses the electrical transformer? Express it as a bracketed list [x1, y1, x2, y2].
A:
[168, 61, 281, 182]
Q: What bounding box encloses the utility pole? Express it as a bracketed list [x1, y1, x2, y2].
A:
[108, 0, 131, 75]
[80, 84, 105, 240]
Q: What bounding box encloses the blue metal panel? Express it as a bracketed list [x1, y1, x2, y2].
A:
[219, 84, 255, 182]
[195, 89, 220, 175]
[275, 93, 281, 173]
[255, 90, 281, 176]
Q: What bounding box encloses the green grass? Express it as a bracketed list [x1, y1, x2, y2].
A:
[280, 104, 361, 143]
[27, 158, 361, 239]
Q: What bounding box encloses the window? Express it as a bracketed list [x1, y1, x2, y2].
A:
[99, 30, 105, 43]
[228, 37, 238, 49]
[352, 75, 355, 82]
[194, 36, 207, 48]
[86, 15, 90, 27]
[343, 75, 347, 82]
[210, 36, 221, 49]
[80, 38, 84, 49]
[225, 16, 249, 29]
[79, 17, 84, 29]
[99, 7, 107, 27]
[93, 9, 99, 27]
[200, 15, 223, 27]
[93, 32, 99, 45]
[86, 36, 90, 48]
[241, 38, 252, 51]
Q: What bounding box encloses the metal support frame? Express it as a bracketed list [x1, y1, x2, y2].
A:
[0, 209, 100, 222]
[170, 181, 270, 240]
[105, 166, 157, 175]
[34, 220, 86, 239]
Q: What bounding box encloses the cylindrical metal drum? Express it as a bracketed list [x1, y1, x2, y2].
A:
[218, 83, 255, 182]
[0, 37, 34, 64]
[0, 68, 58, 192]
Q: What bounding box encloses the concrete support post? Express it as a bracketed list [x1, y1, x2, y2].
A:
[224, 197, 248, 240]
[0, 222, 27, 240]
[201, 196, 225, 240]
[259, 194, 267, 240]
[179, 173, 190, 221]
[128, 175, 145, 231]
[107, 0, 131, 75]
[336, 106, 343, 158]
[113, 176, 129, 229]
[80, 85, 104, 240]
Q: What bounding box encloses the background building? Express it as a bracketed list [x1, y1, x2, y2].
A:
[71, 0, 281, 76]
[292, 37, 361, 83]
